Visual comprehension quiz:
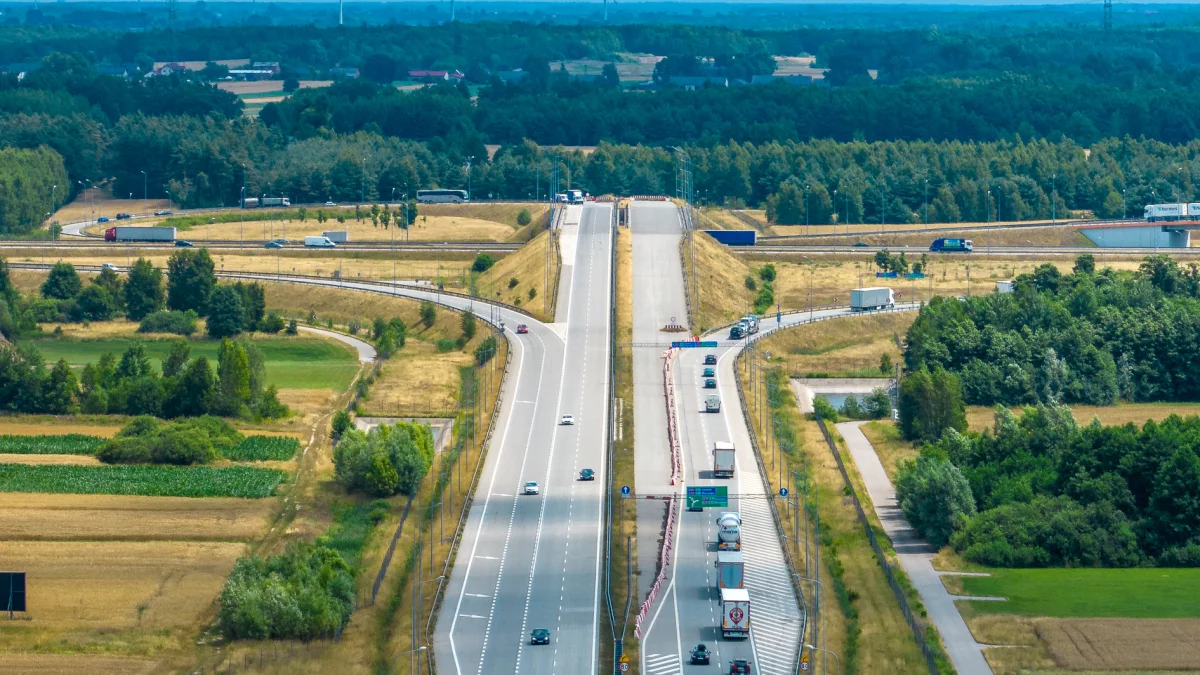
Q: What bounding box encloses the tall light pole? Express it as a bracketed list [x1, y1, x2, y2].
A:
[923, 178, 929, 228]
[806, 645, 841, 675]
[361, 157, 367, 204]
[242, 163, 247, 208]
[391, 187, 396, 203]
[1051, 173, 1056, 223]
[832, 188, 838, 234]
[140, 170, 147, 201]
[1122, 188, 1127, 219]
[805, 183, 810, 236]
[466, 156, 475, 200]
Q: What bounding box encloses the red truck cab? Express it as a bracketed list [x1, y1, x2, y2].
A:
[104, 227, 117, 241]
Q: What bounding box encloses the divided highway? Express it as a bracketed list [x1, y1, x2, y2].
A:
[434, 203, 614, 675]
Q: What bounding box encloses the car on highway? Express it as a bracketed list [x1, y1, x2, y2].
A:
[579, 468, 595, 481]
[729, 659, 753, 674]
[265, 241, 284, 249]
[704, 378, 717, 389]
[516, 324, 529, 334]
[97, 216, 110, 223]
[115, 213, 131, 220]
[174, 240, 193, 247]
[853, 241, 869, 247]
[325, 201, 337, 207]
[560, 414, 575, 425]
[523, 481, 540, 495]
[271, 238, 289, 245]
[530, 628, 550, 645]
[690, 644, 711, 665]
[704, 354, 717, 365]
[101, 263, 119, 272]
[703, 367, 715, 377]
[154, 210, 173, 216]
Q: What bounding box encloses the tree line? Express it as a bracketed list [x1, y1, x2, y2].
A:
[897, 404, 1200, 568]
[905, 255, 1200, 408]
[0, 145, 68, 234]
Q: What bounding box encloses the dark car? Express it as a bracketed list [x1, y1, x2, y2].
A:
[265, 241, 284, 249]
[690, 644, 710, 664]
[97, 216, 110, 223]
[730, 659, 753, 674]
[516, 324, 529, 334]
[154, 210, 173, 216]
[579, 468, 595, 481]
[703, 367, 715, 377]
[852, 241, 869, 247]
[704, 354, 717, 365]
[531, 628, 550, 645]
[115, 213, 131, 220]
[704, 379, 717, 389]
[174, 240, 193, 247]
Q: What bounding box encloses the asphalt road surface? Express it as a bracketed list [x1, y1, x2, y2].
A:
[434, 203, 613, 675]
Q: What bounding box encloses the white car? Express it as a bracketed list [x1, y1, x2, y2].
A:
[325, 201, 337, 206]
[523, 481, 540, 495]
[560, 414, 575, 425]
[101, 263, 119, 272]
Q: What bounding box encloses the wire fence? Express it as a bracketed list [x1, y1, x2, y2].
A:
[814, 418, 944, 675]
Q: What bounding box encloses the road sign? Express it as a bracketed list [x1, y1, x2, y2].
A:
[876, 271, 899, 278]
[672, 340, 720, 348]
[621, 485, 631, 496]
[619, 652, 631, 672]
[907, 272, 926, 279]
[800, 651, 811, 671]
[686, 485, 729, 509]
[779, 487, 789, 498]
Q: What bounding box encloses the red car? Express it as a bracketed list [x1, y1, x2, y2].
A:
[516, 324, 529, 334]
[730, 660, 753, 674]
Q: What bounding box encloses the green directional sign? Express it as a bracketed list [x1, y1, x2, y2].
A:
[686, 485, 729, 510]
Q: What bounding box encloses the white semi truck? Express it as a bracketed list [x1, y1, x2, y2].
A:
[716, 512, 741, 551]
[712, 441, 735, 478]
[719, 587, 751, 639]
[850, 287, 895, 311]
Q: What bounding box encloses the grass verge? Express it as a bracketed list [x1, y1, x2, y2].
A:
[958, 568, 1200, 618]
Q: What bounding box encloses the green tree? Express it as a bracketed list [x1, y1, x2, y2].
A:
[235, 282, 266, 331]
[365, 452, 400, 496]
[167, 248, 216, 314]
[472, 253, 496, 272]
[898, 367, 967, 442]
[217, 339, 251, 415]
[331, 409, 352, 440]
[419, 300, 436, 328]
[163, 339, 191, 379]
[73, 284, 114, 321]
[1073, 253, 1096, 275]
[42, 358, 78, 413]
[206, 286, 245, 339]
[895, 447, 977, 548]
[41, 261, 81, 299]
[124, 258, 165, 320]
[1147, 447, 1200, 552]
[602, 62, 621, 89]
[517, 208, 532, 226]
[461, 310, 476, 340]
[92, 266, 125, 311]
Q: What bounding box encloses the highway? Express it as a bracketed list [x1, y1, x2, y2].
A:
[634, 202, 804, 675]
[434, 203, 613, 675]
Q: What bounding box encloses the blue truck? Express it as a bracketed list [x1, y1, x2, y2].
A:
[930, 237, 973, 253]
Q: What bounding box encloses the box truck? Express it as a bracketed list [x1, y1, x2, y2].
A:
[719, 587, 751, 639]
[712, 442, 736, 478]
[104, 226, 176, 242]
[850, 287, 895, 311]
[322, 231, 349, 244]
[304, 235, 337, 248]
[716, 551, 744, 589]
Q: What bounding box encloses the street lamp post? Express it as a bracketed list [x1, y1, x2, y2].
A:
[805, 183, 810, 236]
[361, 157, 367, 204]
[1122, 189, 1127, 219]
[806, 644, 841, 675]
[466, 156, 475, 201]
[140, 170, 147, 201]
[1052, 173, 1057, 223]
[924, 178, 929, 228]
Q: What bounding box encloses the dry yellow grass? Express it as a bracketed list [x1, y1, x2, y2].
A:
[966, 402, 1200, 432]
[477, 228, 556, 321]
[365, 341, 472, 416]
[859, 421, 918, 481]
[762, 311, 913, 376]
[0, 420, 123, 437]
[1037, 618, 1200, 670]
[52, 191, 171, 224]
[0, 493, 273, 541]
[261, 280, 469, 341]
[967, 613, 1042, 647]
[689, 230, 754, 330]
[0, 454, 100, 465]
[698, 207, 759, 231]
[3, 654, 160, 675]
[0, 540, 244, 632]
[984, 646, 1058, 674]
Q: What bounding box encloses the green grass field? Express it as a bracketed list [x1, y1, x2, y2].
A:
[961, 568, 1200, 618]
[27, 337, 359, 390]
[0, 463, 286, 498]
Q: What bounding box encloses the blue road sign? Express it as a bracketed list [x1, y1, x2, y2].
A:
[779, 487, 789, 497]
[621, 485, 631, 495]
[875, 271, 899, 278]
[672, 341, 721, 349]
[906, 272, 926, 279]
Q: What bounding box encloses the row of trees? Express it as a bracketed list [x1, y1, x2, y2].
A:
[333, 421, 435, 497]
[0, 145, 68, 234]
[897, 404, 1200, 567]
[905, 255, 1200, 407]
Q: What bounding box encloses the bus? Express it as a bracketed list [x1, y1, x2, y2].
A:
[416, 189, 469, 204]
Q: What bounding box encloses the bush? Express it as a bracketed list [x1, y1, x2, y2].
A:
[333, 422, 434, 497]
[260, 311, 286, 334]
[97, 415, 241, 466]
[895, 449, 977, 549]
[331, 409, 352, 440]
[286, 318, 298, 335]
[516, 208, 532, 226]
[952, 496, 1141, 567]
[72, 285, 114, 321]
[218, 541, 354, 640]
[811, 395, 839, 422]
[471, 253, 496, 272]
[419, 300, 436, 327]
[475, 336, 498, 365]
[508, 277, 519, 289]
[138, 309, 198, 335]
[1158, 543, 1200, 567]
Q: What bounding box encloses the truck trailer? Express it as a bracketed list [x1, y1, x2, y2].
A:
[930, 237, 973, 253]
[322, 231, 349, 244]
[716, 551, 745, 589]
[715, 512, 741, 551]
[104, 226, 176, 242]
[712, 442, 736, 478]
[719, 587, 751, 639]
[243, 197, 291, 208]
[850, 287, 895, 311]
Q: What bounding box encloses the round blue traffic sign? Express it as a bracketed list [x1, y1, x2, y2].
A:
[779, 487, 789, 498]
[621, 485, 631, 496]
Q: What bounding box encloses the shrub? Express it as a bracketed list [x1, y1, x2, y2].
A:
[436, 338, 458, 353]
[419, 300, 436, 327]
[260, 311, 286, 334]
[508, 277, 519, 289]
[471, 253, 496, 272]
[333, 422, 434, 497]
[72, 285, 114, 321]
[286, 318, 298, 335]
[516, 208, 532, 226]
[474, 336, 498, 366]
[895, 449, 976, 549]
[138, 309, 198, 335]
[811, 395, 839, 422]
[331, 409, 352, 440]
[97, 415, 241, 465]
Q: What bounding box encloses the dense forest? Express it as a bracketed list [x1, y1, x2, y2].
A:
[906, 255, 1200, 407]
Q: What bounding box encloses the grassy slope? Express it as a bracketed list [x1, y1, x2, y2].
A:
[859, 421, 918, 481]
[477, 227, 556, 322]
[958, 568, 1200, 618]
[685, 230, 754, 332]
[767, 311, 914, 377]
[26, 336, 359, 391]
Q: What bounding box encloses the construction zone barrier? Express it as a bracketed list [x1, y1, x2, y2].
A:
[664, 350, 682, 486]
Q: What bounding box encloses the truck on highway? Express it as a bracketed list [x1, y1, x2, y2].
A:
[104, 226, 176, 242]
[741, 315, 759, 334]
[716, 512, 741, 551]
[929, 237, 973, 253]
[705, 395, 721, 413]
[322, 231, 349, 244]
[567, 189, 584, 204]
[716, 551, 744, 589]
[719, 587, 751, 639]
[242, 197, 291, 208]
[712, 442, 736, 478]
[304, 235, 337, 248]
[850, 287, 895, 311]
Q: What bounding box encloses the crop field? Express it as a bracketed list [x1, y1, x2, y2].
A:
[0, 463, 287, 498]
[0, 433, 104, 454]
[1035, 617, 1200, 671]
[25, 336, 359, 391]
[966, 401, 1200, 431]
[222, 435, 300, 461]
